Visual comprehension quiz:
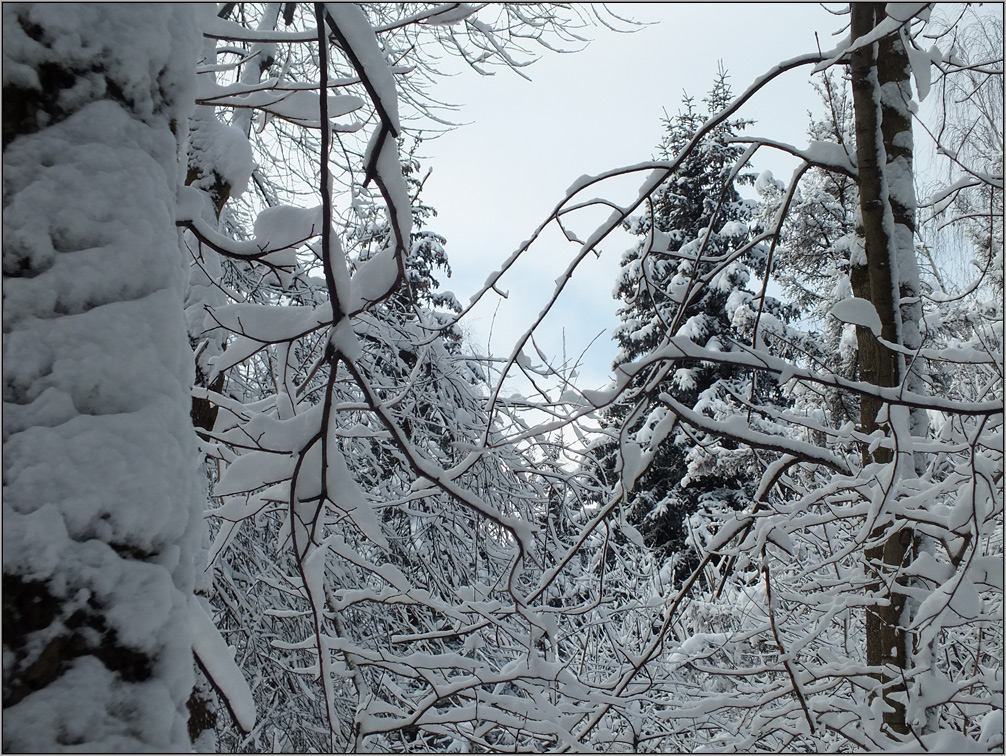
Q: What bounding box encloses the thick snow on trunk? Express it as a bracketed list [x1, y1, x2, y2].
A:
[2, 5, 201, 751]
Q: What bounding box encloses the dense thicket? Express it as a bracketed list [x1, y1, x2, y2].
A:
[3, 3, 1001, 752]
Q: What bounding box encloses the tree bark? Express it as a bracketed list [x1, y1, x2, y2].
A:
[848, 2, 922, 737]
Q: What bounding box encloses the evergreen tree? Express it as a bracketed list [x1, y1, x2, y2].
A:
[598, 67, 780, 566]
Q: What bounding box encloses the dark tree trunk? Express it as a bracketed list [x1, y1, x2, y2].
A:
[848, 2, 921, 737]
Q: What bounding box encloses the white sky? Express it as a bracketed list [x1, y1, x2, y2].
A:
[417, 3, 848, 391]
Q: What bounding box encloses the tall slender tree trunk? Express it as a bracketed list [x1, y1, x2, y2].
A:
[2, 5, 201, 750]
[848, 2, 923, 737]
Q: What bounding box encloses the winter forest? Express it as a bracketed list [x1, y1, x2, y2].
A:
[2, 2, 1003, 753]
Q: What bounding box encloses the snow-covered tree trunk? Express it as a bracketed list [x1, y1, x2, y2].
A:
[848, 2, 924, 737]
[3, 5, 202, 750]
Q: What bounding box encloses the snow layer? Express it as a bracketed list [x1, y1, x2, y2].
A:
[190, 596, 255, 733]
[3, 5, 202, 751]
[829, 297, 884, 336]
[188, 105, 255, 199]
[326, 3, 401, 134]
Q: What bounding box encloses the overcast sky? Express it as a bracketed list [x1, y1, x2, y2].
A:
[417, 3, 846, 391]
